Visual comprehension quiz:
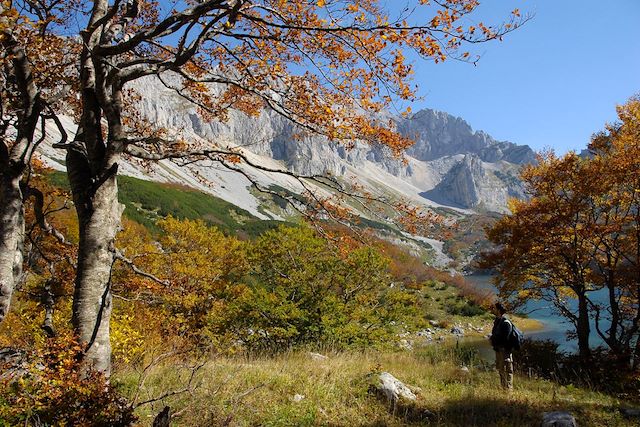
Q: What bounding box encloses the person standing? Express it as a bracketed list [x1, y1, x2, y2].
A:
[490, 302, 514, 390]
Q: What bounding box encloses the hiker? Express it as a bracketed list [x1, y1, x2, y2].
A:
[490, 302, 513, 390]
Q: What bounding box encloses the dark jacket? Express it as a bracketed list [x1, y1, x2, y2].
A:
[490, 316, 513, 351]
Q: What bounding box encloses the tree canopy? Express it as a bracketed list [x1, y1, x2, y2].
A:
[1, 0, 527, 375]
[482, 95, 640, 365]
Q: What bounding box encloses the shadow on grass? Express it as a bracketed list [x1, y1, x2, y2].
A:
[361, 395, 625, 427]
[433, 397, 544, 426]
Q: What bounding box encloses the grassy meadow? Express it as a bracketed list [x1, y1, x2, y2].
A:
[118, 347, 637, 426]
[10, 169, 632, 427]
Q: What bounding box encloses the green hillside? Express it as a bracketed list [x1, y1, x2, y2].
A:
[47, 171, 287, 238]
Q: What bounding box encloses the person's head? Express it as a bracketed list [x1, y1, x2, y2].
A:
[494, 302, 507, 316]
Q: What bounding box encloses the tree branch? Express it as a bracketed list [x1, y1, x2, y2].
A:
[114, 249, 170, 287]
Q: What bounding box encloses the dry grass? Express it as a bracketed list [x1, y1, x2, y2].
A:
[116, 347, 637, 426]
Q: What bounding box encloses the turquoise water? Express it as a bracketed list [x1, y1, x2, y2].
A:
[465, 275, 608, 354]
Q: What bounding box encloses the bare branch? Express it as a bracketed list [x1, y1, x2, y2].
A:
[24, 185, 73, 247]
[114, 249, 170, 287]
[134, 361, 205, 409]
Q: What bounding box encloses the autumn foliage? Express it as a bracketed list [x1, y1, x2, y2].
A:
[0, 0, 530, 380]
[0, 336, 136, 426]
[482, 95, 640, 366]
[110, 220, 426, 353]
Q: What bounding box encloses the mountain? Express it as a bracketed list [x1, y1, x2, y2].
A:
[128, 74, 534, 214]
[37, 74, 535, 267]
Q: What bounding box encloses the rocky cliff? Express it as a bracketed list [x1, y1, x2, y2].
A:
[132, 75, 534, 213]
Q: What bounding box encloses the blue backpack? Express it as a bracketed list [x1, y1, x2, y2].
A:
[505, 319, 524, 351]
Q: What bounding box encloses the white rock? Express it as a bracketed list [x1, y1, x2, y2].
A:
[377, 372, 417, 403]
[451, 326, 465, 336]
[398, 339, 414, 351]
[291, 394, 305, 402]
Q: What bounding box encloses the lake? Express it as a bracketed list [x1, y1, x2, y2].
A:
[464, 274, 609, 354]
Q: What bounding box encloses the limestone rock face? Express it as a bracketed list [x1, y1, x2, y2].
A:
[129, 74, 536, 212]
[423, 154, 527, 209]
[431, 154, 484, 207]
[399, 109, 536, 165]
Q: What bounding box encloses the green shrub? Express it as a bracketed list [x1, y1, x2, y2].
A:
[232, 226, 419, 351]
[445, 300, 485, 317]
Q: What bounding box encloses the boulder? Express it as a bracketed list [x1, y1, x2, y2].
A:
[398, 339, 414, 351]
[375, 372, 417, 403]
[451, 326, 464, 336]
[541, 411, 577, 427]
[370, 372, 435, 422]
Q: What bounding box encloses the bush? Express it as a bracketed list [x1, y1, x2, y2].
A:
[515, 338, 563, 379]
[515, 339, 640, 398]
[234, 226, 419, 351]
[0, 338, 136, 426]
[445, 300, 485, 317]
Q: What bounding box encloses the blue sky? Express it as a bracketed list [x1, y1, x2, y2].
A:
[404, 0, 640, 154]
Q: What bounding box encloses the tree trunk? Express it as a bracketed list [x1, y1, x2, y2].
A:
[0, 23, 41, 324]
[606, 276, 624, 357]
[0, 174, 25, 323]
[69, 152, 124, 376]
[67, 0, 119, 374]
[576, 293, 591, 359]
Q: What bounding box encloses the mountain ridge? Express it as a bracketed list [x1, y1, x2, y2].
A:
[39, 75, 535, 224]
[128, 74, 534, 213]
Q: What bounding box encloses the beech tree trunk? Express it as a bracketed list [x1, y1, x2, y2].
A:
[0, 20, 41, 324]
[65, 0, 123, 375]
[69, 153, 124, 376]
[634, 333, 640, 371]
[0, 174, 25, 323]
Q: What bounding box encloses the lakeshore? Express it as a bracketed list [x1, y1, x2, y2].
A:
[465, 274, 612, 353]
